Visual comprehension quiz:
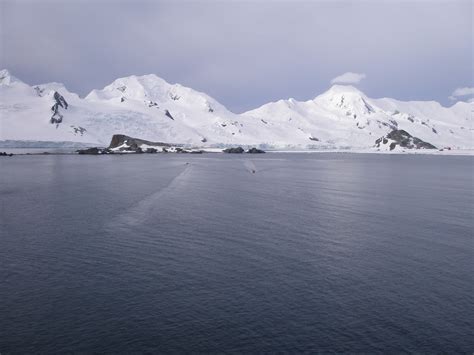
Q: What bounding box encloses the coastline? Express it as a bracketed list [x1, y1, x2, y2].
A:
[2, 148, 473, 156]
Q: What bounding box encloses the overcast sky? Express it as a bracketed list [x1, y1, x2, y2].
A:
[1, 0, 472, 112]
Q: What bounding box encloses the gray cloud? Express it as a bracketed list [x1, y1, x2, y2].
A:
[1, 0, 472, 112]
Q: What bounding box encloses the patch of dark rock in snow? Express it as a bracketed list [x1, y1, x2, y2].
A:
[375, 129, 437, 150]
[50, 91, 68, 124]
[337, 96, 345, 107]
[34, 86, 45, 97]
[169, 93, 180, 101]
[71, 126, 86, 136]
[165, 110, 174, 120]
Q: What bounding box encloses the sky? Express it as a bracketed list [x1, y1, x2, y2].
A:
[1, 0, 472, 112]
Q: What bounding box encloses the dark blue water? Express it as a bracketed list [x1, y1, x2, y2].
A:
[1, 153, 473, 353]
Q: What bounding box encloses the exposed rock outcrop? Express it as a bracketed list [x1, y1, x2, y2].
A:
[375, 129, 437, 151]
[223, 147, 245, 153]
[77, 147, 109, 155]
[50, 91, 68, 124]
[165, 109, 174, 120]
[108, 134, 173, 150]
[247, 147, 265, 153]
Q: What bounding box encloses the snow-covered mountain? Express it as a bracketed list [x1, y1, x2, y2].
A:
[243, 85, 473, 150]
[0, 69, 472, 150]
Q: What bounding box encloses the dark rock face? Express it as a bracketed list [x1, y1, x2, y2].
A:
[34, 86, 45, 97]
[50, 91, 68, 124]
[0, 152, 13, 156]
[54, 91, 68, 109]
[71, 126, 87, 136]
[108, 134, 173, 150]
[78, 134, 179, 155]
[223, 147, 245, 153]
[375, 129, 437, 150]
[309, 137, 319, 141]
[165, 110, 174, 120]
[247, 147, 265, 154]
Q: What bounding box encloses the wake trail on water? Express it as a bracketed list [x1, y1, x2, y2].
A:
[243, 159, 257, 174]
[106, 165, 193, 230]
[241, 158, 285, 174]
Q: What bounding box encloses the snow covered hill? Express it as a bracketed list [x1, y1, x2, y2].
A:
[0, 69, 472, 150]
[243, 85, 473, 150]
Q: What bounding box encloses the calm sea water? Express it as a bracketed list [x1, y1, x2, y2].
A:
[1, 153, 473, 353]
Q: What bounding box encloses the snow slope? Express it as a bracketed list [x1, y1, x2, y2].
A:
[0, 69, 472, 150]
[243, 85, 473, 149]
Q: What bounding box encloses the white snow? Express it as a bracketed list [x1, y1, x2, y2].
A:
[0, 69, 472, 151]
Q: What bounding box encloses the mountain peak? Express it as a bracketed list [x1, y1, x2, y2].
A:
[34, 82, 79, 99]
[86, 73, 174, 101]
[314, 84, 376, 114]
[0, 69, 23, 86]
[108, 73, 172, 89]
[85, 73, 223, 112]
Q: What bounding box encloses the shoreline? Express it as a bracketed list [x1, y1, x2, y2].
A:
[2, 149, 473, 157]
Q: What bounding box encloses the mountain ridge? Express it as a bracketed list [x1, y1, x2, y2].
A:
[0, 69, 472, 150]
